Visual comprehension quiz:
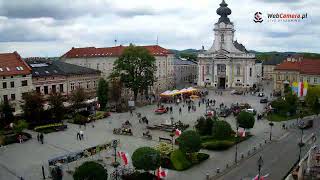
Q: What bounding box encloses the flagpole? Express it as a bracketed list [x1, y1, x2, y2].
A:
[235, 123, 239, 164]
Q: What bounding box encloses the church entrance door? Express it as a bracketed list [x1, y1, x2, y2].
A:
[218, 78, 226, 89]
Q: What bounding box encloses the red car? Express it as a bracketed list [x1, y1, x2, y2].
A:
[155, 108, 168, 114]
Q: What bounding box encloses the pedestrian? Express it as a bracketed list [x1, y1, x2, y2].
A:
[170, 106, 173, 114]
[40, 133, 44, 144]
[77, 132, 80, 140]
[166, 106, 169, 112]
[130, 109, 133, 116]
[179, 107, 182, 115]
[37, 133, 40, 142]
[145, 119, 149, 125]
[92, 123, 95, 128]
[18, 134, 23, 143]
[188, 105, 191, 113]
[80, 130, 84, 140]
[198, 101, 201, 107]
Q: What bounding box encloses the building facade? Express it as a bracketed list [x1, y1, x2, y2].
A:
[274, 58, 320, 93]
[61, 45, 174, 94]
[173, 58, 198, 88]
[198, 0, 257, 89]
[25, 58, 101, 98]
[0, 52, 33, 114]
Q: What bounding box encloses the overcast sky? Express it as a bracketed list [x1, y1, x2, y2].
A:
[0, 0, 319, 57]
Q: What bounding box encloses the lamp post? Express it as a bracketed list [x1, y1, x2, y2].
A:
[269, 122, 274, 141]
[235, 122, 239, 164]
[257, 156, 263, 180]
[111, 139, 119, 180]
[298, 120, 305, 161]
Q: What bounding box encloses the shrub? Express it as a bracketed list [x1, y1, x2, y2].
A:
[154, 142, 174, 156]
[73, 114, 87, 125]
[3, 132, 32, 145]
[73, 161, 108, 180]
[195, 117, 214, 135]
[202, 140, 234, 150]
[132, 147, 160, 171]
[34, 123, 64, 131]
[237, 111, 255, 129]
[170, 149, 192, 171]
[197, 153, 210, 162]
[13, 120, 28, 134]
[160, 156, 174, 169]
[212, 120, 233, 140]
[176, 130, 201, 153]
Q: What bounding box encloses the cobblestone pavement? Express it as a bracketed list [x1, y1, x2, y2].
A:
[0, 81, 289, 180]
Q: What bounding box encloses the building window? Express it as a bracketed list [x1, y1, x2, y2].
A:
[21, 80, 28, 86]
[10, 81, 14, 88]
[307, 77, 310, 83]
[71, 83, 75, 91]
[315, 78, 318, 84]
[87, 81, 90, 89]
[237, 65, 240, 76]
[36, 87, 41, 94]
[44, 86, 48, 95]
[300, 77, 303, 82]
[2, 82, 7, 89]
[52, 85, 56, 93]
[249, 68, 252, 77]
[11, 94, 15, 101]
[59, 84, 64, 93]
[3, 95, 8, 102]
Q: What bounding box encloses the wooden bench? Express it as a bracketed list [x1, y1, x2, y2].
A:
[159, 137, 172, 144]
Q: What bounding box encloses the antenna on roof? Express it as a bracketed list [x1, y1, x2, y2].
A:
[114, 36, 118, 46]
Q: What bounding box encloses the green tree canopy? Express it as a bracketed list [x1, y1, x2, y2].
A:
[195, 116, 214, 136]
[312, 98, 320, 116]
[97, 78, 109, 109]
[212, 120, 233, 140]
[237, 111, 255, 129]
[73, 161, 108, 180]
[132, 147, 160, 171]
[176, 130, 201, 153]
[284, 92, 298, 115]
[180, 53, 197, 61]
[70, 88, 87, 111]
[0, 101, 14, 127]
[111, 44, 156, 100]
[21, 91, 44, 122]
[305, 86, 320, 107]
[13, 120, 28, 134]
[48, 92, 65, 121]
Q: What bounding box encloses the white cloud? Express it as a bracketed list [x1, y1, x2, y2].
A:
[0, 0, 319, 57]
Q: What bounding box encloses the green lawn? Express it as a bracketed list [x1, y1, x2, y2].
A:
[201, 135, 252, 151]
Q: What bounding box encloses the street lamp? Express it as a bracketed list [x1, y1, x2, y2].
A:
[235, 121, 239, 164]
[111, 139, 119, 180]
[269, 122, 274, 141]
[257, 156, 263, 180]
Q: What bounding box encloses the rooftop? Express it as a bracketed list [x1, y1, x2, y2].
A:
[24, 58, 100, 77]
[173, 58, 197, 65]
[61, 45, 172, 59]
[275, 59, 320, 75]
[0, 52, 32, 76]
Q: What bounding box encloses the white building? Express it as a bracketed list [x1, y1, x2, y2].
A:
[61, 45, 175, 94]
[198, 0, 258, 89]
[0, 52, 34, 114]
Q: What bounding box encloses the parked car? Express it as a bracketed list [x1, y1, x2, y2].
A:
[231, 90, 243, 95]
[260, 98, 268, 103]
[243, 108, 257, 115]
[258, 92, 264, 97]
[155, 107, 168, 114]
[298, 120, 313, 129]
[219, 108, 232, 117]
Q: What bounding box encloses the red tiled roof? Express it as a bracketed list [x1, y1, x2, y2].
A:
[0, 52, 32, 76]
[275, 59, 320, 75]
[61, 45, 172, 58]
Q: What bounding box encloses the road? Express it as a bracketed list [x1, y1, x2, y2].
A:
[217, 118, 319, 180]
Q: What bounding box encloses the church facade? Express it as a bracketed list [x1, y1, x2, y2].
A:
[198, 0, 258, 89]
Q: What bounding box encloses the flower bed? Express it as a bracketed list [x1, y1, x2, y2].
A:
[0, 132, 32, 145]
[34, 123, 67, 134]
[201, 135, 252, 151]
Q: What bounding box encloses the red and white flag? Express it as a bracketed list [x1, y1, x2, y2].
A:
[253, 174, 269, 180]
[175, 129, 181, 136]
[117, 151, 130, 165]
[238, 129, 246, 137]
[157, 166, 168, 179]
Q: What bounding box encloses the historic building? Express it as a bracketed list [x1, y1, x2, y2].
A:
[61, 45, 174, 94]
[25, 58, 101, 98]
[173, 58, 197, 88]
[0, 52, 33, 114]
[198, 0, 258, 89]
[273, 57, 320, 93]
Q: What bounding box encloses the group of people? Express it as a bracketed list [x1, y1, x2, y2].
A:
[37, 133, 44, 144]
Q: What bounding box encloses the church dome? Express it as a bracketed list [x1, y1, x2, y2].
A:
[216, 0, 232, 24]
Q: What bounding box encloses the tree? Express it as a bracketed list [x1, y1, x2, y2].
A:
[132, 147, 160, 171]
[312, 98, 320, 117]
[70, 88, 87, 111]
[21, 91, 44, 123]
[305, 86, 320, 108]
[13, 120, 28, 134]
[0, 101, 14, 127]
[97, 78, 109, 110]
[111, 44, 156, 100]
[212, 120, 233, 140]
[237, 111, 255, 130]
[180, 53, 197, 61]
[195, 117, 214, 136]
[110, 78, 122, 103]
[176, 130, 201, 153]
[48, 92, 65, 121]
[284, 92, 298, 115]
[73, 161, 108, 180]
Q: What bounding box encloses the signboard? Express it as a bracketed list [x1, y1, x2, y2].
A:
[128, 100, 135, 107]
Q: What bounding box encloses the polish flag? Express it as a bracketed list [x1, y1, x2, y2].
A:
[253, 174, 269, 180]
[175, 129, 182, 136]
[117, 151, 130, 165]
[157, 166, 168, 179]
[237, 129, 246, 137]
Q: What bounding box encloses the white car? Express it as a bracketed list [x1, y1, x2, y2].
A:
[258, 92, 264, 97]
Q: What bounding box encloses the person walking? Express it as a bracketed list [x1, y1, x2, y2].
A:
[170, 106, 173, 114]
[188, 105, 191, 113]
[77, 132, 80, 140]
[179, 107, 182, 115]
[130, 109, 133, 116]
[198, 101, 201, 107]
[80, 130, 84, 140]
[40, 133, 44, 144]
[37, 133, 40, 142]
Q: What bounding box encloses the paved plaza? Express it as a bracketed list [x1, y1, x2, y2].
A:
[0, 81, 291, 180]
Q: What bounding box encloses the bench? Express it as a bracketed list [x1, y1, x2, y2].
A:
[159, 137, 172, 144]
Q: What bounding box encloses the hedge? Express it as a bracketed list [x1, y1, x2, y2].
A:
[170, 149, 192, 171]
[34, 123, 64, 131]
[197, 153, 210, 162]
[202, 140, 234, 151]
